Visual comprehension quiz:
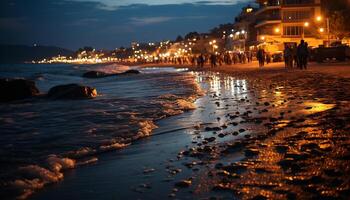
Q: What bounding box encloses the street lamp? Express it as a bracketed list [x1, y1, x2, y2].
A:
[316, 15, 322, 22]
[315, 15, 330, 47]
[302, 22, 309, 39]
[274, 27, 280, 34]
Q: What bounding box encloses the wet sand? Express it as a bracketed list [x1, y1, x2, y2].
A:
[31, 63, 350, 200]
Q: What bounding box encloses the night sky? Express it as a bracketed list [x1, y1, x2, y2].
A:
[0, 0, 250, 50]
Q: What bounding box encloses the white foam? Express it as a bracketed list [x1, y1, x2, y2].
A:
[99, 142, 129, 152]
[47, 155, 76, 172]
[133, 120, 158, 140]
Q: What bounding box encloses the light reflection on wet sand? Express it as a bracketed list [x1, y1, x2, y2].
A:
[28, 69, 350, 200]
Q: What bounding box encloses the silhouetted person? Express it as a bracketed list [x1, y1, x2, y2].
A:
[266, 52, 271, 65]
[198, 54, 205, 68]
[257, 48, 265, 67]
[284, 44, 293, 69]
[210, 54, 217, 68]
[297, 40, 309, 70]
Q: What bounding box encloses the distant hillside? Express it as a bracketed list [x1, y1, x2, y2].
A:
[0, 45, 74, 63]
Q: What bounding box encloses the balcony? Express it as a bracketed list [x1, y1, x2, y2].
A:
[255, 19, 281, 28]
[255, 5, 281, 16]
[255, 13, 281, 28]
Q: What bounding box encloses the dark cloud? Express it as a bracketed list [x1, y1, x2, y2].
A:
[0, 0, 248, 49]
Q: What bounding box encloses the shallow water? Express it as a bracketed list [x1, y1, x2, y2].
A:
[0, 64, 199, 198]
[28, 71, 259, 200]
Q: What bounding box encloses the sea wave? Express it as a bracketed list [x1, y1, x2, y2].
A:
[0, 65, 203, 199]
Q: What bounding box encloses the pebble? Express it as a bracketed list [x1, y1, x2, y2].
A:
[175, 179, 192, 188]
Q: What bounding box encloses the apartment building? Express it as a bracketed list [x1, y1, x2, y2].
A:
[255, 0, 324, 53]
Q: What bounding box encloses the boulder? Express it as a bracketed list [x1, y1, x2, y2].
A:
[82, 69, 141, 78]
[0, 78, 39, 102]
[48, 84, 97, 99]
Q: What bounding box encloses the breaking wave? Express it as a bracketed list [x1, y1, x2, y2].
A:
[0, 64, 202, 199]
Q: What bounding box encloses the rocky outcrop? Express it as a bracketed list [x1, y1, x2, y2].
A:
[47, 84, 97, 99]
[82, 70, 141, 78]
[0, 78, 40, 102]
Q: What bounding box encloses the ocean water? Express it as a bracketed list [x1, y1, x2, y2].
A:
[0, 63, 201, 199]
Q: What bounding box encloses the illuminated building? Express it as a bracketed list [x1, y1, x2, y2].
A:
[255, 0, 324, 53]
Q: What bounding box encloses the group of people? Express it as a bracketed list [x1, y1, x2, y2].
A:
[141, 40, 310, 70]
[256, 48, 273, 67]
[193, 51, 255, 68]
[284, 40, 309, 70]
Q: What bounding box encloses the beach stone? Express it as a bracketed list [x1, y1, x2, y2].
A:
[0, 78, 39, 102]
[244, 149, 259, 157]
[239, 129, 246, 133]
[275, 145, 288, 154]
[48, 84, 97, 99]
[205, 127, 222, 131]
[212, 184, 231, 191]
[175, 179, 192, 187]
[222, 164, 247, 174]
[218, 133, 226, 138]
[205, 137, 216, 143]
[232, 131, 239, 136]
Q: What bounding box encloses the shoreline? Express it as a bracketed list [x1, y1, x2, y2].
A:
[135, 61, 350, 78]
[30, 63, 350, 199]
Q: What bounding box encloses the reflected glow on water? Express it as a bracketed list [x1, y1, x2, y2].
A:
[303, 102, 335, 113]
[194, 72, 249, 100]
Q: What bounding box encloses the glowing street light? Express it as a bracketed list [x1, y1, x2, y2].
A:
[316, 15, 322, 22]
[241, 30, 245, 34]
[229, 34, 234, 38]
[319, 27, 325, 33]
[274, 27, 280, 33]
[302, 22, 309, 39]
[260, 36, 265, 40]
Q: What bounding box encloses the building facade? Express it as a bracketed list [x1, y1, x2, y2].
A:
[255, 0, 324, 53]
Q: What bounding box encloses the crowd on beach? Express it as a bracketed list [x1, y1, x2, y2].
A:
[141, 39, 312, 70]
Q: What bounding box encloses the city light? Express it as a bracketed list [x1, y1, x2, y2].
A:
[319, 27, 325, 33]
[304, 22, 309, 27]
[260, 36, 265, 40]
[274, 27, 280, 33]
[316, 15, 322, 22]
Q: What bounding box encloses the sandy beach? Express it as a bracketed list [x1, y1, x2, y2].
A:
[27, 61, 350, 200]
